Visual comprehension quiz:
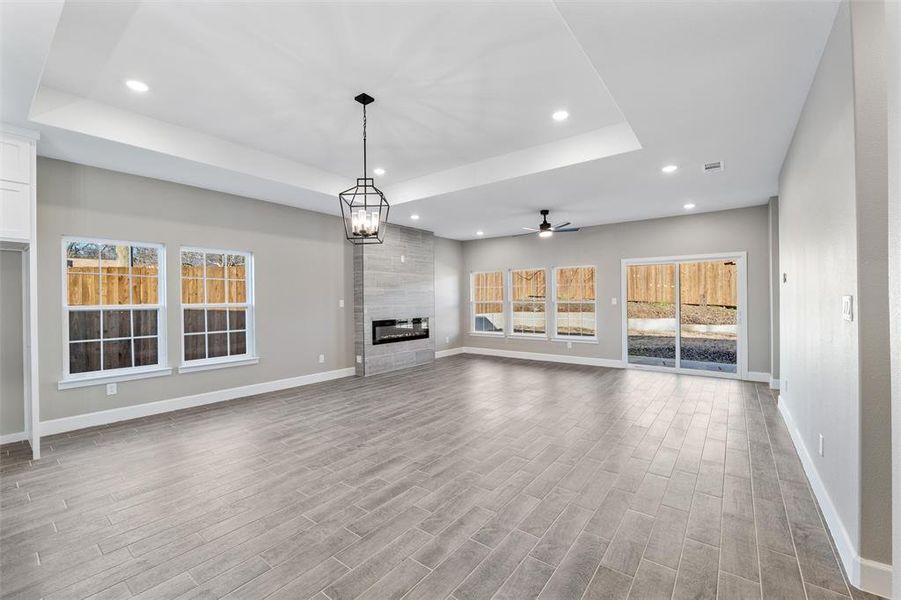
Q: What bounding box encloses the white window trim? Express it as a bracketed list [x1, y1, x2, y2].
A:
[179, 246, 257, 371]
[178, 356, 259, 374]
[470, 270, 505, 335]
[551, 337, 599, 345]
[552, 264, 598, 341]
[59, 236, 169, 388]
[509, 267, 549, 339]
[58, 366, 172, 390]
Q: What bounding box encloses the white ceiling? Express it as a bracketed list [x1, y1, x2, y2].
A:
[40, 1, 628, 183]
[1, 0, 839, 240]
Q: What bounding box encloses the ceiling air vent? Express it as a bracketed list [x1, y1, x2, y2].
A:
[704, 160, 724, 173]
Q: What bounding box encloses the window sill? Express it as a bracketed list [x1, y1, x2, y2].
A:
[508, 334, 549, 341]
[469, 331, 505, 337]
[178, 356, 260, 374]
[58, 366, 172, 390]
[553, 337, 599, 345]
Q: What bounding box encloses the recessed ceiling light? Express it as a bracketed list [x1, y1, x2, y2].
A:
[683, 203, 696, 210]
[373, 168, 385, 176]
[552, 110, 569, 122]
[661, 164, 679, 174]
[410, 214, 420, 221]
[125, 79, 149, 93]
[476, 230, 484, 236]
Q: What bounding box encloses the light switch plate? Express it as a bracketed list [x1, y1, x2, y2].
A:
[611, 297, 617, 305]
[842, 295, 854, 321]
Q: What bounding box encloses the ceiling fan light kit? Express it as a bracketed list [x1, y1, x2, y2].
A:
[520, 209, 579, 238]
[339, 93, 390, 245]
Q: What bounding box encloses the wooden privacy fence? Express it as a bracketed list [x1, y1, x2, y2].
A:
[627, 262, 737, 307]
[67, 261, 247, 306]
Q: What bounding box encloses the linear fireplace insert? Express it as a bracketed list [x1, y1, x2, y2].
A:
[372, 318, 430, 345]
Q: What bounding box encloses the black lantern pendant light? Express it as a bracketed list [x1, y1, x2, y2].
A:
[339, 93, 389, 244]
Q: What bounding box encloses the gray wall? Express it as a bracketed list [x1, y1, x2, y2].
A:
[768, 197, 780, 380]
[889, 0, 901, 594]
[779, 0, 891, 565]
[850, 0, 891, 567]
[462, 205, 772, 374]
[37, 158, 355, 422]
[0, 251, 24, 435]
[780, 1, 861, 559]
[435, 236, 464, 352]
[353, 224, 436, 376]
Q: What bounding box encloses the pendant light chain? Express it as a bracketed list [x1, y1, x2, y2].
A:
[362, 104, 367, 178]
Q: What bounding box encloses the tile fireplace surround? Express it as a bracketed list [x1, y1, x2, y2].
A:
[354, 224, 436, 376]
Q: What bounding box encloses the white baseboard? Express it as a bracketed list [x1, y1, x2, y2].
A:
[769, 377, 780, 390]
[0, 431, 28, 445]
[778, 397, 892, 598]
[436, 347, 465, 359]
[746, 371, 771, 383]
[39, 367, 356, 437]
[459, 346, 625, 369]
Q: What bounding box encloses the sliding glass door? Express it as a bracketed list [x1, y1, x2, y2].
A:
[679, 260, 738, 373]
[624, 255, 744, 377]
[625, 263, 677, 367]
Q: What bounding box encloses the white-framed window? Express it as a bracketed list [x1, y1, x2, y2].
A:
[471, 271, 505, 334]
[180, 247, 255, 369]
[511, 268, 547, 336]
[61, 238, 167, 385]
[554, 265, 597, 338]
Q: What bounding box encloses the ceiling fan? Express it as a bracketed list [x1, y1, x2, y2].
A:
[518, 209, 580, 238]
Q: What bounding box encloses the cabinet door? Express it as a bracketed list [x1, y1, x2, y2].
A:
[0, 137, 31, 184]
[0, 181, 31, 242]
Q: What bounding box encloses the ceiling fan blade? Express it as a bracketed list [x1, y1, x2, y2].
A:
[550, 222, 571, 230]
[521, 227, 539, 232]
[555, 227, 581, 233]
[512, 231, 536, 237]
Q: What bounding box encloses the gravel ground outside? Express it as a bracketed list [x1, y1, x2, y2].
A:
[627, 335, 736, 363]
[627, 301, 737, 325]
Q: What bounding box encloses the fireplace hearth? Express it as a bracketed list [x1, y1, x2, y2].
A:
[372, 318, 430, 345]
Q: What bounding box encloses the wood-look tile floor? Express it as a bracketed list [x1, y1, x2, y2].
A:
[0, 356, 882, 600]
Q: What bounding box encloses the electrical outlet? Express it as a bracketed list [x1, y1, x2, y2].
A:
[339, 299, 344, 308]
[611, 297, 617, 305]
[318, 354, 325, 364]
[400, 255, 405, 263]
[356, 355, 362, 364]
[566, 341, 572, 349]
[106, 383, 117, 396]
[818, 434, 825, 457]
[445, 336, 449, 344]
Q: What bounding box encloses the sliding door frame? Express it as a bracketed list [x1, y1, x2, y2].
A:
[620, 251, 748, 381]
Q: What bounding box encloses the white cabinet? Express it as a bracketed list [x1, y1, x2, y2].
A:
[0, 180, 31, 242]
[0, 133, 36, 245]
[0, 137, 31, 184]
